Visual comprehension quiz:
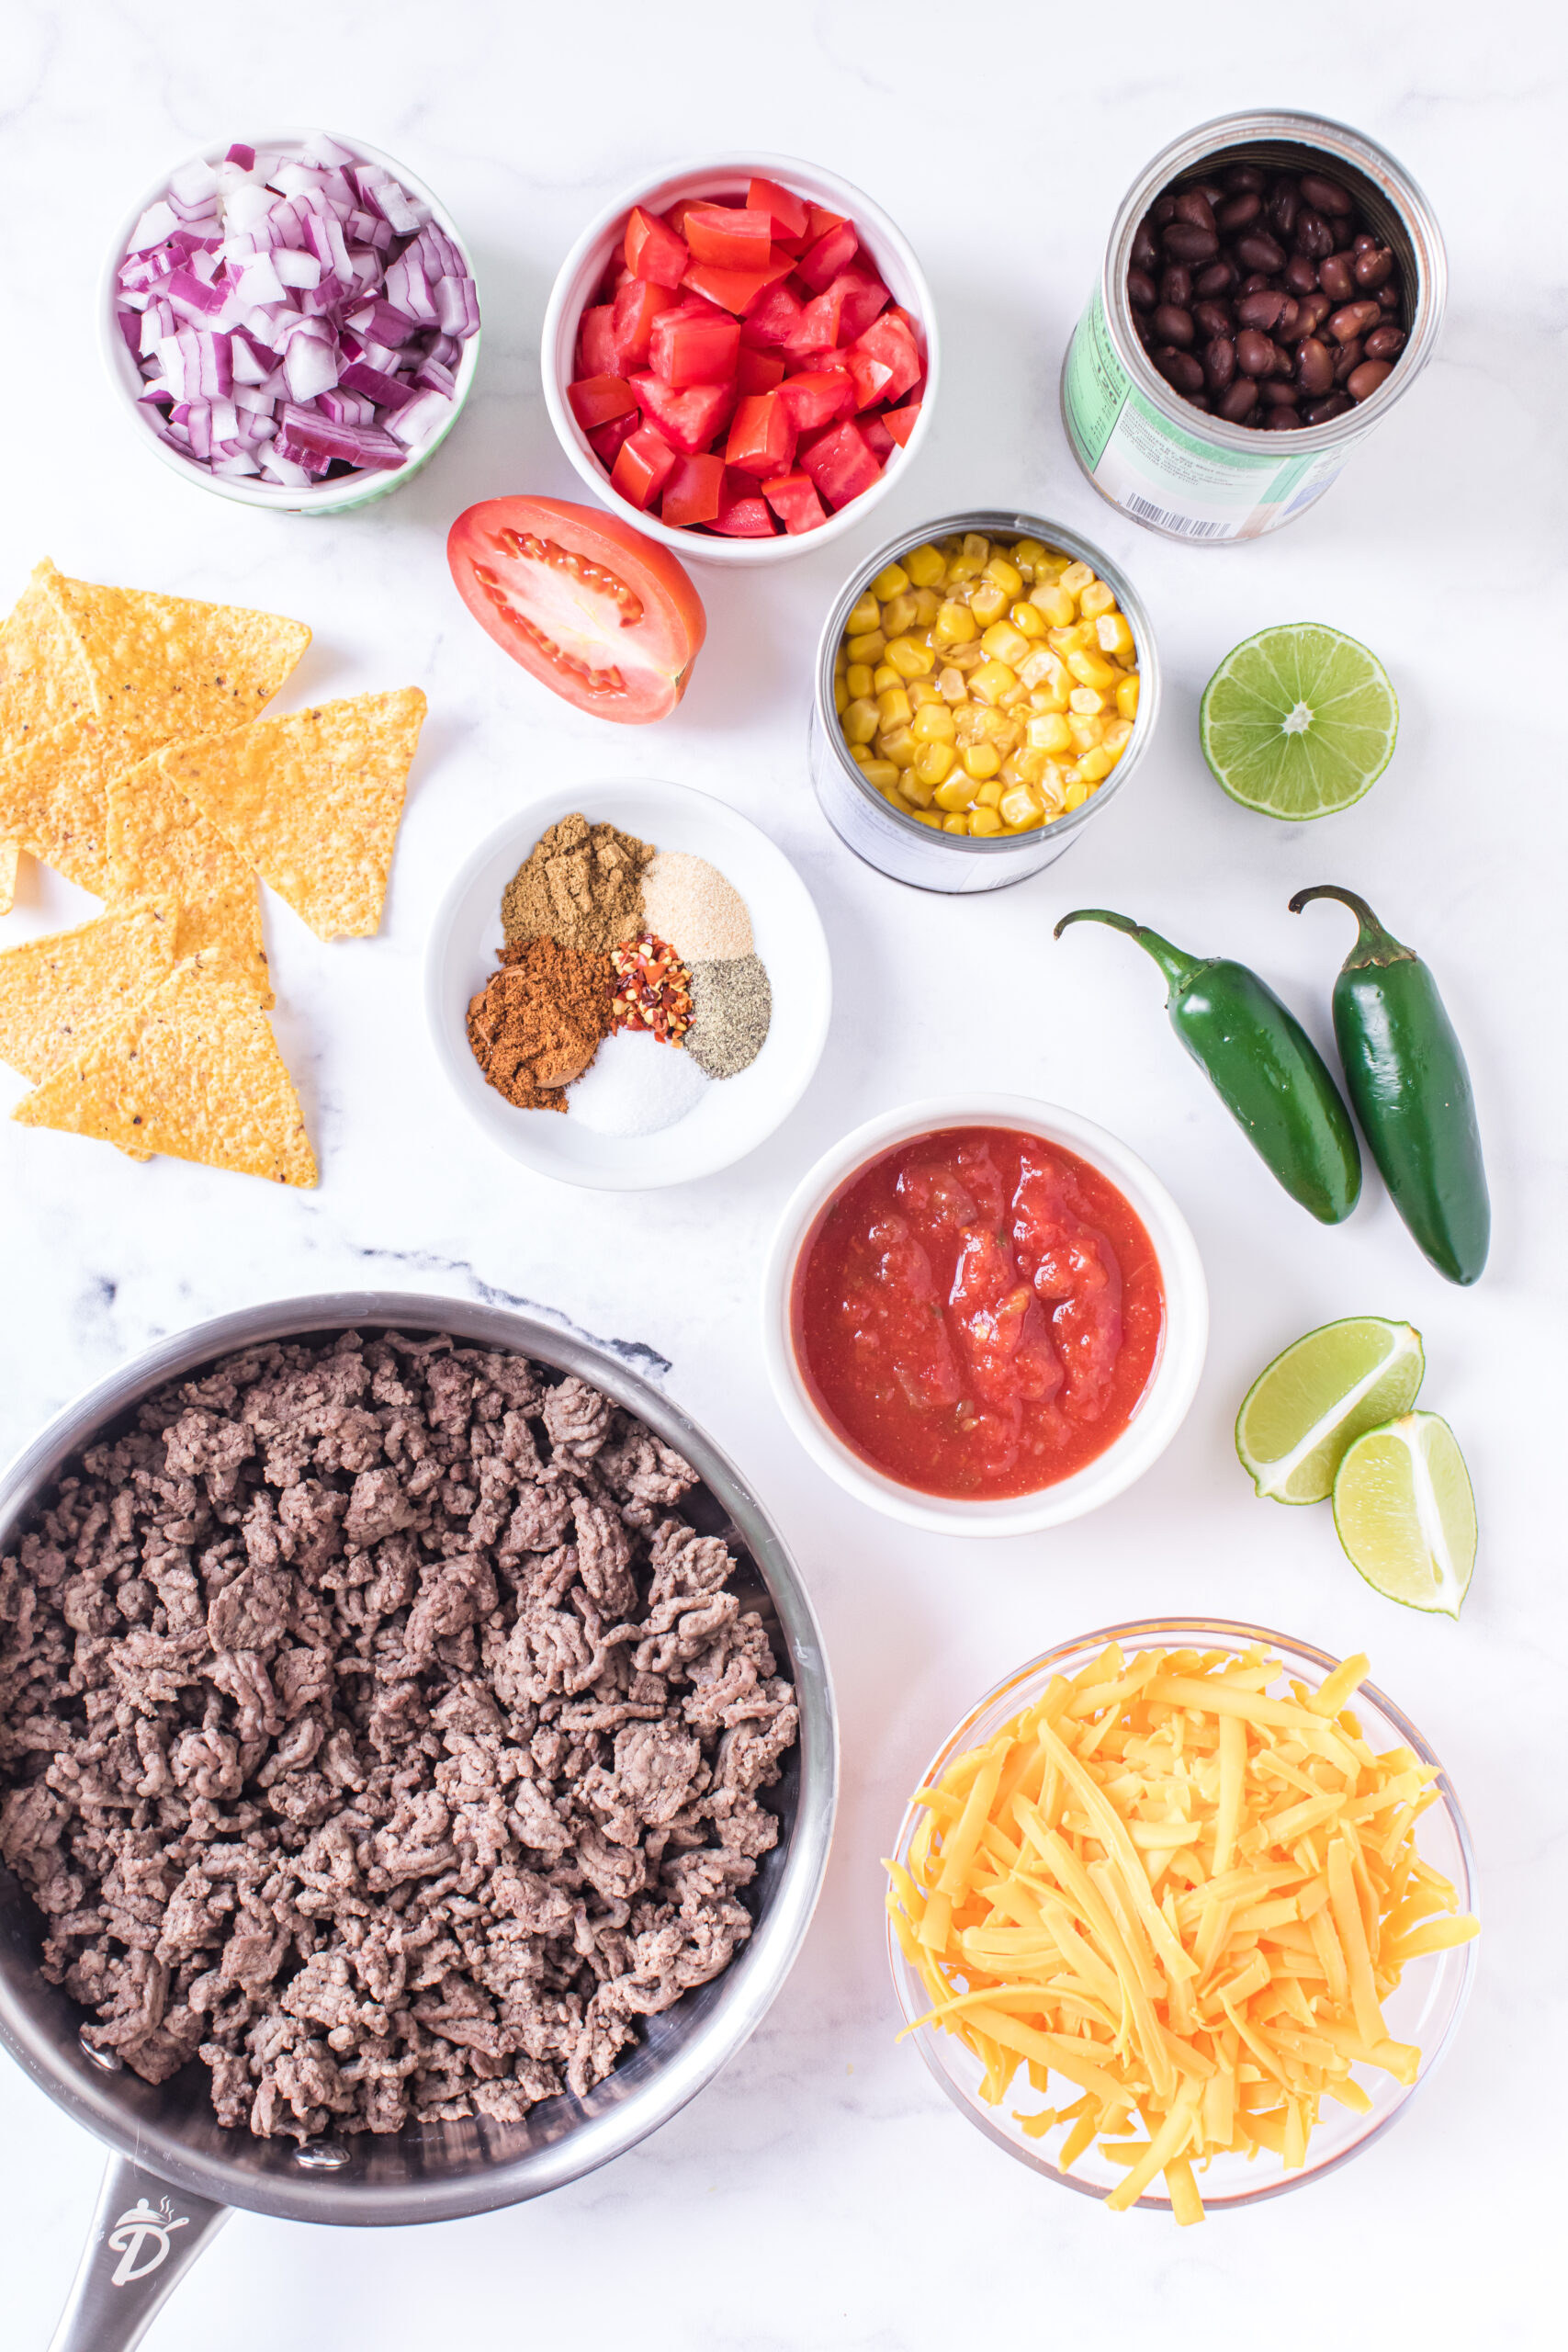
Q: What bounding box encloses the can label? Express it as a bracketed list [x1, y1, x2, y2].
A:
[1064, 288, 1349, 541]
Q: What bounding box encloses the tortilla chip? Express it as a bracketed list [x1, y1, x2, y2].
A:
[0, 841, 18, 916]
[107, 754, 273, 1005]
[0, 713, 180, 896]
[156, 688, 425, 939]
[44, 563, 310, 741]
[0, 565, 101, 751]
[0, 901, 176, 1082]
[13, 958, 317, 1186]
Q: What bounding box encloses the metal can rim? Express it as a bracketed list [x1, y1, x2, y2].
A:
[813, 509, 1162, 861]
[1100, 107, 1448, 455]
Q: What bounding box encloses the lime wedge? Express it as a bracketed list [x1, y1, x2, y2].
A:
[1236, 1316, 1425, 1504]
[1333, 1412, 1476, 1617]
[1200, 624, 1398, 819]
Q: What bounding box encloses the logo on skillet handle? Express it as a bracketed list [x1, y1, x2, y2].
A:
[106, 2196, 189, 2286]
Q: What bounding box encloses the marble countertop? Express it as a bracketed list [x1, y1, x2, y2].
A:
[3, 5, 1562, 2346]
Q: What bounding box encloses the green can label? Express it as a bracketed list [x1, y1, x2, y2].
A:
[1064, 289, 1348, 541]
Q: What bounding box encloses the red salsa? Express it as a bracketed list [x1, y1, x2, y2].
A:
[792, 1125, 1165, 1499]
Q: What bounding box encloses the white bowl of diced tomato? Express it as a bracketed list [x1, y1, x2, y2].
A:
[541, 153, 938, 562]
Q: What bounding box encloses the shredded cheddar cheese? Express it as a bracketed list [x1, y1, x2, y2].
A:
[885, 1643, 1478, 2222]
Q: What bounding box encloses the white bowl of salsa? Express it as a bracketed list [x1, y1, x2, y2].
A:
[762, 1097, 1208, 1536]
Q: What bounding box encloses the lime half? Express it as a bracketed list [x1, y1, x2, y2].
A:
[1201, 624, 1398, 819]
[1333, 1411, 1476, 1617]
[1236, 1316, 1425, 1505]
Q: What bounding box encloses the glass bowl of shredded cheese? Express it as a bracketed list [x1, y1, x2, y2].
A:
[885, 1619, 1478, 2219]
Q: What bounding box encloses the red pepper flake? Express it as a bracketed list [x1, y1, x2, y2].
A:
[609, 933, 694, 1046]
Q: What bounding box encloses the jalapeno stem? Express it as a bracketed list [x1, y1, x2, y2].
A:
[1054, 908, 1207, 999]
[1289, 884, 1416, 968]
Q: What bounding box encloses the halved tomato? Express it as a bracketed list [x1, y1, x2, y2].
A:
[447, 497, 706, 723]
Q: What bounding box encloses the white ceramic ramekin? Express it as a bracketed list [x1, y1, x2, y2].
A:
[540, 152, 938, 567]
[100, 130, 480, 516]
[761, 1095, 1208, 1537]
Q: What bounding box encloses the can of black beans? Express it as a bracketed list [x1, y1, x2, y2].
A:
[809, 509, 1160, 895]
[1062, 110, 1446, 543]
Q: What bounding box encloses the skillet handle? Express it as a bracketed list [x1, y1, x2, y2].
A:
[47, 2153, 230, 2352]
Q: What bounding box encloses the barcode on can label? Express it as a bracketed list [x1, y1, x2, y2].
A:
[1123, 496, 1233, 539]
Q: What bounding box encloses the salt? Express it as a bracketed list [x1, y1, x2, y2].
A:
[568, 1026, 710, 1136]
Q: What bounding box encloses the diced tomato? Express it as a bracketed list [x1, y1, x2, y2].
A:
[725, 390, 797, 479]
[625, 206, 689, 288]
[797, 220, 859, 291]
[883, 398, 921, 447]
[859, 413, 895, 461]
[761, 470, 828, 534]
[682, 256, 792, 315]
[788, 284, 847, 356]
[649, 305, 741, 388]
[736, 346, 785, 395]
[568, 373, 637, 431]
[661, 451, 725, 529]
[844, 346, 896, 410]
[829, 266, 891, 344]
[804, 205, 847, 243]
[682, 202, 772, 272]
[588, 413, 638, 465]
[610, 424, 678, 511]
[740, 281, 805, 348]
[632, 373, 737, 454]
[610, 277, 678, 370]
[850, 311, 922, 403]
[713, 465, 778, 536]
[799, 417, 882, 509]
[576, 304, 617, 378]
[447, 495, 705, 723]
[777, 367, 854, 430]
[746, 175, 809, 241]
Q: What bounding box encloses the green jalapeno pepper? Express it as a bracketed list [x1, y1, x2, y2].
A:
[1055, 907, 1362, 1225]
[1290, 885, 1490, 1285]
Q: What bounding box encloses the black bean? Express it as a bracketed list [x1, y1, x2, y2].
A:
[1133, 219, 1158, 271]
[1378, 281, 1402, 312]
[1300, 173, 1353, 217]
[1235, 288, 1286, 331]
[1296, 292, 1332, 336]
[1277, 299, 1303, 341]
[1354, 232, 1378, 254]
[1296, 335, 1335, 396]
[1217, 191, 1262, 232]
[1261, 379, 1300, 406]
[1193, 300, 1234, 339]
[1152, 194, 1177, 226]
[1354, 245, 1394, 290]
[1152, 345, 1204, 393]
[1363, 322, 1406, 360]
[1269, 184, 1301, 240]
[1284, 253, 1319, 297]
[1235, 231, 1287, 273]
[1303, 392, 1353, 424]
[1163, 221, 1220, 262]
[1348, 357, 1394, 401]
[1159, 265, 1193, 308]
[1204, 334, 1236, 390]
[1219, 376, 1259, 421]
[1318, 253, 1357, 305]
[1174, 188, 1217, 234]
[1332, 337, 1365, 383]
[1128, 268, 1157, 311]
[1224, 164, 1266, 193]
[1194, 257, 1237, 298]
[1263, 407, 1301, 429]
[1151, 303, 1196, 347]
[1294, 211, 1335, 259]
[1235, 328, 1274, 377]
[1327, 300, 1382, 345]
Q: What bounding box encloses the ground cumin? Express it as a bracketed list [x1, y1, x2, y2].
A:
[501, 813, 653, 955]
[467, 936, 614, 1112]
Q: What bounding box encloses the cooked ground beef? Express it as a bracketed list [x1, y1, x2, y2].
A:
[0, 1330, 798, 2141]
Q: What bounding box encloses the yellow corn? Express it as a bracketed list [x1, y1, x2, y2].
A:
[846, 662, 874, 700]
[907, 678, 944, 708]
[881, 592, 919, 636]
[980, 621, 1032, 668]
[1010, 599, 1047, 639]
[1027, 712, 1072, 753]
[934, 774, 976, 813]
[969, 806, 1003, 835]
[912, 809, 943, 829]
[977, 709, 1021, 751]
[848, 629, 886, 665]
[969, 660, 1019, 706]
[1012, 537, 1050, 572]
[862, 759, 899, 792]
[968, 581, 1010, 628]
[847, 593, 880, 635]
[942, 812, 971, 834]
[881, 724, 918, 769]
[961, 531, 990, 567]
[1067, 648, 1117, 691]
[899, 764, 937, 808]
[973, 781, 1003, 809]
[914, 740, 956, 786]
[911, 704, 957, 743]
[938, 665, 967, 704]
[873, 663, 900, 695]
[1102, 718, 1134, 756]
[871, 562, 911, 601]
[1096, 611, 1134, 659]
[983, 554, 1024, 600]
[833, 679, 849, 717]
[885, 635, 935, 679]
[1030, 580, 1076, 627]
[1116, 673, 1141, 720]
[904, 542, 947, 589]
[961, 742, 1001, 781]
[1078, 747, 1114, 782]
[1060, 560, 1095, 596]
[1068, 715, 1105, 752]
[842, 697, 879, 745]
[1069, 685, 1107, 716]
[1079, 578, 1117, 619]
[999, 785, 1043, 828]
[933, 599, 978, 645]
[910, 586, 942, 627]
[877, 684, 912, 729]
[1063, 781, 1089, 810]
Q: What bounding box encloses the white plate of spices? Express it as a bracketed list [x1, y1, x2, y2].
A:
[425, 780, 832, 1190]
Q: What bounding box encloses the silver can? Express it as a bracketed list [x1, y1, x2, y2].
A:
[1062, 110, 1447, 544]
[809, 509, 1160, 895]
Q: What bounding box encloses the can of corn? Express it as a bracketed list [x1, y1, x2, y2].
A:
[1061, 110, 1446, 544]
[809, 509, 1160, 895]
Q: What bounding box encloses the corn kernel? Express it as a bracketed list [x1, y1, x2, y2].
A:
[938, 665, 967, 704]
[914, 739, 956, 786]
[1096, 611, 1134, 659]
[885, 635, 935, 678]
[968, 582, 1010, 628]
[969, 806, 1003, 835]
[1040, 762, 1070, 808]
[977, 709, 1021, 751]
[1012, 537, 1050, 572]
[848, 594, 881, 635]
[908, 678, 944, 708]
[846, 662, 874, 701]
[910, 587, 942, 628]
[899, 763, 937, 808]
[1027, 712, 1072, 753]
[983, 554, 1024, 600]
[1069, 685, 1107, 716]
[881, 724, 918, 769]
[912, 809, 943, 829]
[871, 562, 911, 601]
[1010, 599, 1048, 638]
[1102, 718, 1134, 756]
[1078, 748, 1114, 782]
[833, 679, 849, 717]
[1079, 578, 1117, 620]
[904, 543, 947, 589]
[933, 600, 978, 645]
[1060, 561, 1095, 596]
[1018, 648, 1058, 693]
[1068, 715, 1105, 753]
[876, 684, 912, 729]
[947, 639, 986, 671]
[961, 742, 1001, 781]
[934, 774, 976, 812]
[849, 743, 872, 767]
[969, 660, 1019, 706]
[881, 592, 919, 637]
[962, 532, 989, 567]
[848, 629, 886, 665]
[999, 785, 1043, 828]
[974, 781, 1004, 808]
[980, 621, 1032, 669]
[1013, 747, 1049, 785]
[911, 703, 957, 743]
[862, 759, 899, 792]
[1030, 581, 1076, 627]
[942, 812, 971, 834]
[873, 663, 899, 695]
[1116, 674, 1141, 721]
[1067, 649, 1117, 691]
[842, 696, 879, 745]
[1062, 782, 1089, 811]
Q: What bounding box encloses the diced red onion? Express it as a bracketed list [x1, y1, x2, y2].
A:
[226, 142, 255, 171]
[130, 200, 180, 252]
[339, 358, 413, 409]
[387, 386, 450, 446]
[434, 275, 479, 337]
[412, 353, 456, 397]
[318, 388, 376, 425]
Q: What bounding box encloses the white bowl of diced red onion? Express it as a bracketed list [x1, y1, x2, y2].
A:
[102, 130, 481, 514]
[540, 153, 939, 565]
